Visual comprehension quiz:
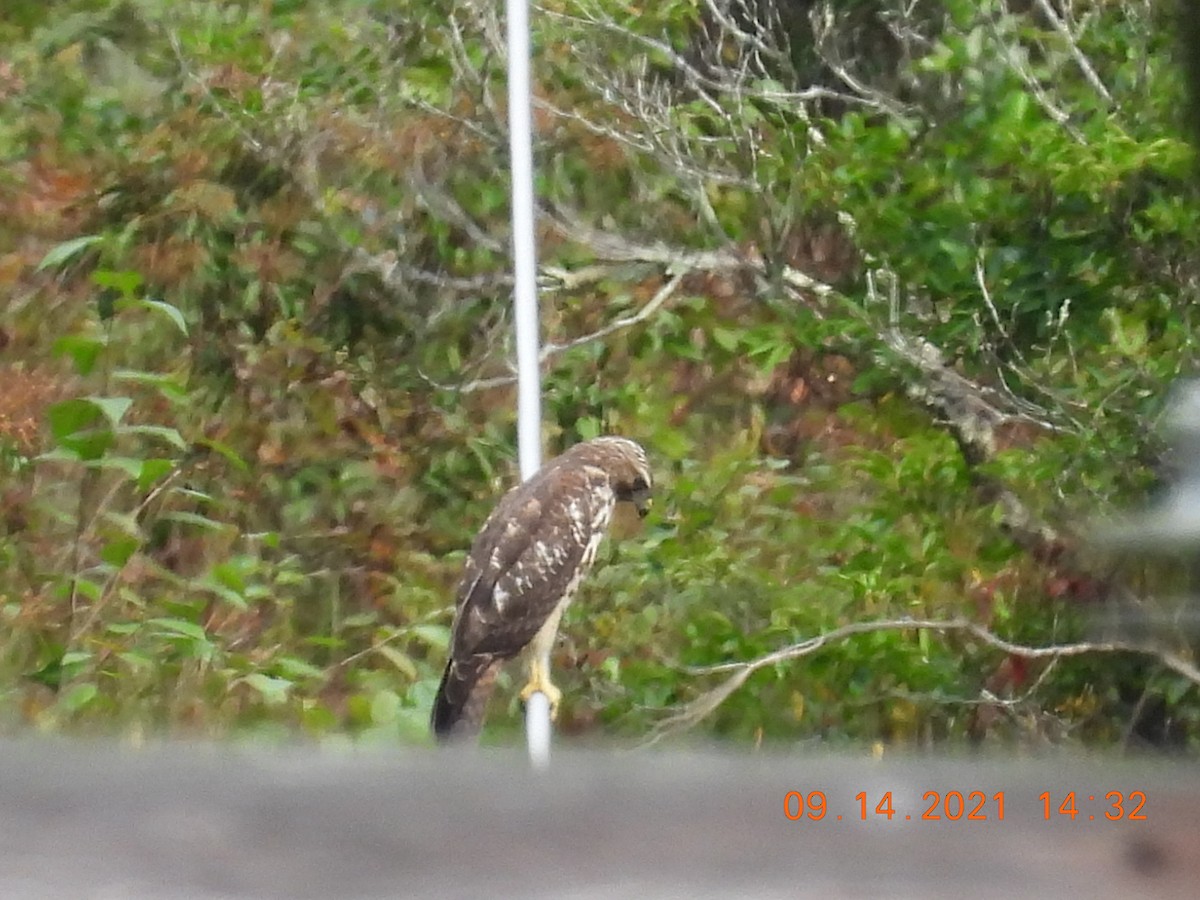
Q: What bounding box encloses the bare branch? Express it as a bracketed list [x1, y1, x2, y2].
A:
[992, 6, 1087, 144]
[542, 271, 685, 357]
[545, 208, 756, 273]
[533, 0, 869, 193]
[1029, 0, 1114, 107]
[643, 616, 1200, 745]
[539, 262, 659, 292]
[810, 4, 915, 120]
[386, 265, 513, 293]
[408, 167, 506, 254]
[540, 6, 734, 118]
[532, 95, 656, 155]
[973, 252, 1087, 432]
[433, 272, 687, 393]
[700, 0, 785, 65]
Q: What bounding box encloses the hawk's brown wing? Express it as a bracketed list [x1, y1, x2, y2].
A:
[430, 463, 609, 740]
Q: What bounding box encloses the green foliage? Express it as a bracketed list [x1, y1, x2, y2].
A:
[0, 0, 1197, 753]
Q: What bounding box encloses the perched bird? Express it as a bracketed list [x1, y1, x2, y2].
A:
[431, 436, 652, 742]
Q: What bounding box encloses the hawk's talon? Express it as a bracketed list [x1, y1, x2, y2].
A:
[520, 661, 562, 721]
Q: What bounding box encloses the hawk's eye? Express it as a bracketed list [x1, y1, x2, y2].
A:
[631, 475, 649, 492]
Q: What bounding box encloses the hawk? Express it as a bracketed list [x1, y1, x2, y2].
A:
[431, 436, 652, 742]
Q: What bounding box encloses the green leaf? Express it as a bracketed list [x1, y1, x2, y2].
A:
[137, 458, 175, 490]
[202, 580, 249, 610]
[964, 26, 984, 62]
[85, 456, 143, 480]
[147, 617, 209, 641]
[173, 488, 214, 503]
[1103, 308, 1147, 359]
[46, 398, 100, 441]
[37, 235, 103, 271]
[117, 650, 153, 671]
[58, 683, 99, 713]
[46, 396, 132, 460]
[274, 656, 326, 680]
[100, 535, 140, 567]
[369, 689, 401, 724]
[139, 298, 189, 335]
[409, 624, 451, 652]
[92, 269, 143, 297]
[28, 656, 64, 690]
[1165, 676, 1192, 705]
[576, 416, 601, 440]
[69, 580, 103, 602]
[241, 673, 293, 705]
[86, 395, 134, 428]
[193, 438, 249, 471]
[112, 370, 188, 399]
[53, 334, 107, 376]
[712, 326, 740, 352]
[119, 424, 188, 450]
[211, 561, 246, 592]
[395, 700, 435, 743]
[162, 511, 231, 532]
[375, 644, 417, 679]
[46, 399, 112, 460]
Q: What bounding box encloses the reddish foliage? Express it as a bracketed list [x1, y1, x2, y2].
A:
[760, 349, 879, 461]
[132, 236, 210, 285]
[778, 219, 860, 287]
[1043, 571, 1105, 604]
[7, 156, 93, 236]
[0, 365, 68, 455]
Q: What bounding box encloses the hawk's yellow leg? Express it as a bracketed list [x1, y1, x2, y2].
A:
[521, 600, 568, 721]
[519, 656, 563, 721]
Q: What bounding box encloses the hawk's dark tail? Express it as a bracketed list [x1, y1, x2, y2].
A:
[431, 656, 502, 743]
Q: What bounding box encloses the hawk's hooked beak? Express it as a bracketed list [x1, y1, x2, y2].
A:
[631, 488, 652, 518]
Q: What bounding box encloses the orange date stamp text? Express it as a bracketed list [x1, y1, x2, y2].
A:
[783, 790, 1148, 823]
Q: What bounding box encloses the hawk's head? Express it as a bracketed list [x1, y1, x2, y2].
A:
[573, 436, 653, 517]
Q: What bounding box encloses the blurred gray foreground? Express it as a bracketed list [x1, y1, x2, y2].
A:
[0, 742, 1196, 898]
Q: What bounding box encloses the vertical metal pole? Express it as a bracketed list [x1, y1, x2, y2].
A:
[506, 0, 550, 769]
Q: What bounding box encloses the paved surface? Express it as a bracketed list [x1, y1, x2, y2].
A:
[0, 741, 1193, 898]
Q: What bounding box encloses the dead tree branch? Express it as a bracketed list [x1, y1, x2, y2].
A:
[427, 272, 687, 394]
[1029, 0, 1114, 107]
[644, 616, 1200, 745]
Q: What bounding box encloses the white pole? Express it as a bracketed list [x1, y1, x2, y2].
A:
[506, 0, 550, 769]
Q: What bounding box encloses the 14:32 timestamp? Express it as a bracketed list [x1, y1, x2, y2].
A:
[1039, 791, 1146, 821]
